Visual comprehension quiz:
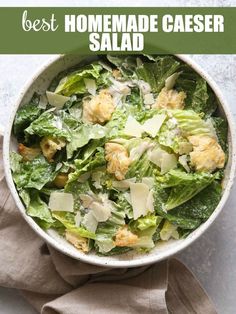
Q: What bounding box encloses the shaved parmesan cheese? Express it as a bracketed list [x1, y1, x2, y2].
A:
[75, 212, 82, 227]
[84, 78, 97, 96]
[165, 72, 181, 90]
[79, 194, 94, 208]
[179, 155, 190, 172]
[82, 211, 98, 233]
[136, 80, 151, 95]
[142, 177, 155, 189]
[46, 91, 70, 109]
[49, 192, 74, 212]
[130, 183, 150, 220]
[92, 171, 104, 189]
[112, 177, 136, 190]
[90, 201, 111, 222]
[130, 140, 154, 161]
[109, 77, 131, 95]
[148, 148, 166, 168]
[148, 148, 177, 174]
[124, 116, 143, 138]
[146, 190, 154, 213]
[143, 93, 155, 105]
[161, 153, 177, 174]
[142, 114, 166, 138]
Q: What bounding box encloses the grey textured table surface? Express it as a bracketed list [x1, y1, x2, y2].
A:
[1, 1, 236, 314]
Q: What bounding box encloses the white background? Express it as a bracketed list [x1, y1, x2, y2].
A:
[0, 1, 236, 313]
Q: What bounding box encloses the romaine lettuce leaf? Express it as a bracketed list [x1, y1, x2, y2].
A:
[160, 220, 179, 241]
[107, 55, 138, 78]
[25, 111, 71, 141]
[116, 193, 133, 219]
[52, 211, 96, 239]
[13, 94, 42, 138]
[59, 110, 80, 129]
[66, 124, 107, 159]
[55, 63, 103, 96]
[172, 109, 213, 137]
[65, 180, 91, 212]
[170, 181, 222, 220]
[136, 56, 180, 93]
[26, 190, 54, 225]
[126, 153, 154, 179]
[175, 66, 217, 117]
[67, 148, 106, 183]
[105, 107, 129, 139]
[97, 246, 131, 256]
[156, 169, 199, 188]
[153, 185, 201, 229]
[158, 121, 192, 154]
[10, 152, 23, 173]
[166, 172, 215, 210]
[129, 213, 162, 231]
[10, 153, 56, 190]
[95, 205, 126, 254]
[211, 116, 228, 152]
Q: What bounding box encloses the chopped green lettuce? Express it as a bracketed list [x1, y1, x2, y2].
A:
[67, 124, 107, 159]
[25, 110, 71, 141]
[170, 181, 222, 220]
[129, 213, 162, 231]
[175, 66, 217, 117]
[27, 190, 55, 226]
[10, 153, 55, 190]
[55, 63, 103, 96]
[13, 94, 42, 138]
[95, 205, 125, 254]
[211, 117, 228, 152]
[11, 54, 227, 256]
[52, 211, 96, 239]
[126, 153, 154, 179]
[172, 109, 213, 137]
[153, 185, 201, 229]
[136, 56, 180, 93]
[67, 148, 106, 183]
[165, 172, 215, 210]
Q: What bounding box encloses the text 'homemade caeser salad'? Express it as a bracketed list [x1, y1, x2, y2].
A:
[11, 55, 227, 255]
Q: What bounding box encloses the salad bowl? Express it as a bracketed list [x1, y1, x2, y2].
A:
[3, 54, 236, 267]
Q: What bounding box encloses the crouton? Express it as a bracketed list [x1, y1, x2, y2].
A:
[82, 89, 115, 124]
[188, 135, 225, 172]
[105, 142, 131, 180]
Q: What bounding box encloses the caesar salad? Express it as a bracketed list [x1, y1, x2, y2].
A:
[10, 55, 227, 255]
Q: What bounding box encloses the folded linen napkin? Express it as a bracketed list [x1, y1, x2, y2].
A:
[0, 134, 217, 314]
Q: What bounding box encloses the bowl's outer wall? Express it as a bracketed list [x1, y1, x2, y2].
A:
[3, 55, 236, 268]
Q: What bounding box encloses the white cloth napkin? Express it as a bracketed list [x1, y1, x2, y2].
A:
[0, 133, 217, 314]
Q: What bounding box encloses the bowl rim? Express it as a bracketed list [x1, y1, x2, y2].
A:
[3, 54, 236, 268]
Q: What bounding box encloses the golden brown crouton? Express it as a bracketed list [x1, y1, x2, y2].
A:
[105, 143, 131, 180]
[82, 89, 115, 124]
[65, 230, 89, 253]
[53, 173, 68, 188]
[40, 137, 66, 162]
[154, 87, 186, 110]
[112, 69, 122, 80]
[114, 226, 138, 247]
[18, 144, 41, 161]
[188, 135, 225, 172]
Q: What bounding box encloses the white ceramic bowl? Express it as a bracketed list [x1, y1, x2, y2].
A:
[3, 55, 236, 268]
